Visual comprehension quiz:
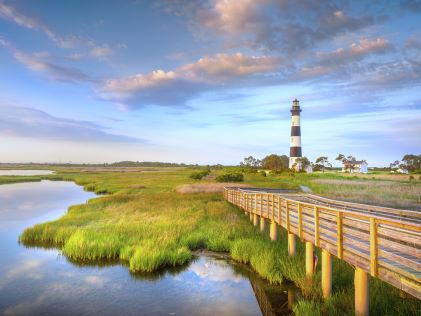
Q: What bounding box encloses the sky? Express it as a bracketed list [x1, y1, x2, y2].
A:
[0, 0, 420, 166]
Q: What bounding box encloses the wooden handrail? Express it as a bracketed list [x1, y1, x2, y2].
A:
[224, 187, 421, 300]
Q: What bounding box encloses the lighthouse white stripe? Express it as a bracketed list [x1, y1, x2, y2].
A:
[290, 136, 301, 147]
[291, 115, 300, 126]
[289, 157, 299, 168]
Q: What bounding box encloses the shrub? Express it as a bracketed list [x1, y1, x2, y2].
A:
[215, 173, 244, 182]
[189, 169, 210, 180]
[259, 170, 267, 177]
[409, 175, 414, 181]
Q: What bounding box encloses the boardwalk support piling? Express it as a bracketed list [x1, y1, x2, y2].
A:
[270, 220, 277, 241]
[253, 214, 259, 226]
[355, 267, 369, 316]
[260, 217, 266, 232]
[322, 249, 332, 298]
[305, 242, 314, 277]
[249, 212, 253, 222]
[288, 233, 296, 256]
[287, 288, 295, 310]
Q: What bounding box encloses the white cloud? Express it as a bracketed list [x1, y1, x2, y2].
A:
[179, 53, 280, 81]
[100, 53, 280, 107]
[67, 53, 83, 61]
[317, 38, 391, 64]
[90, 45, 113, 58]
[0, 104, 145, 143]
[1, 38, 90, 82]
[0, 1, 75, 48]
[199, 0, 269, 35]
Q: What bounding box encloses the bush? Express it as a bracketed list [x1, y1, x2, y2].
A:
[215, 172, 244, 182]
[189, 169, 210, 180]
[240, 167, 258, 174]
[409, 175, 414, 181]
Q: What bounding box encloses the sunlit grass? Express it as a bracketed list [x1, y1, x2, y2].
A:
[8, 166, 420, 314]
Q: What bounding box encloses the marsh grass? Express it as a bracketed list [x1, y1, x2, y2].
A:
[312, 178, 421, 210]
[12, 167, 421, 315]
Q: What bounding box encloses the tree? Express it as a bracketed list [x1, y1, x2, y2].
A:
[261, 154, 289, 170]
[336, 154, 356, 172]
[401, 154, 421, 171]
[240, 156, 261, 168]
[347, 155, 356, 162]
[336, 154, 345, 162]
[293, 157, 311, 171]
[315, 156, 332, 173]
[389, 160, 400, 170]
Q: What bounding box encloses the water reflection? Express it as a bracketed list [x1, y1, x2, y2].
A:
[0, 170, 54, 176]
[0, 180, 295, 315]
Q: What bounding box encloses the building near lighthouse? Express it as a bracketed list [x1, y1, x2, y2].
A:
[289, 99, 303, 170]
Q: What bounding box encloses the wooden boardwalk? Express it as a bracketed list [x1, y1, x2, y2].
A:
[224, 187, 421, 314]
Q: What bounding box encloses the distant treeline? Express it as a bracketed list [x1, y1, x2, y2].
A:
[0, 161, 200, 168]
[109, 161, 195, 167]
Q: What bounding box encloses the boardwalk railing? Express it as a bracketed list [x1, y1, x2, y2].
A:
[223, 187, 421, 315]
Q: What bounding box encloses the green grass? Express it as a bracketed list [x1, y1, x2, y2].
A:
[3, 166, 418, 315]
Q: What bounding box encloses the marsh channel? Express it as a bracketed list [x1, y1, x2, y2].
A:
[0, 177, 297, 315]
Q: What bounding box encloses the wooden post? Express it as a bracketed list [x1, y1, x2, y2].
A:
[337, 212, 343, 259]
[278, 196, 282, 225]
[305, 241, 314, 277]
[286, 201, 290, 231]
[298, 203, 303, 239]
[355, 267, 369, 316]
[245, 193, 248, 216]
[260, 216, 266, 232]
[370, 218, 378, 277]
[253, 213, 259, 226]
[270, 194, 274, 220]
[270, 220, 277, 241]
[288, 233, 296, 256]
[250, 212, 253, 222]
[287, 288, 295, 310]
[322, 249, 332, 298]
[314, 206, 320, 247]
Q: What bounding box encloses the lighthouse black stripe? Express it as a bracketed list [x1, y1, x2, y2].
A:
[290, 109, 301, 115]
[290, 147, 302, 157]
[291, 126, 301, 136]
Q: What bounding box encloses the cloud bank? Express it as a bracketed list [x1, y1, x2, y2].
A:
[100, 53, 281, 108]
[0, 104, 144, 143]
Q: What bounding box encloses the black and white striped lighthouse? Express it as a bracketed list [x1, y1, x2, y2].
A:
[289, 99, 302, 169]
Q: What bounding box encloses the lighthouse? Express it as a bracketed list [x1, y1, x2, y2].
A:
[289, 99, 302, 169]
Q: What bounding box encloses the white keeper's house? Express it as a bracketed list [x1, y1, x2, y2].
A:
[341, 160, 368, 173]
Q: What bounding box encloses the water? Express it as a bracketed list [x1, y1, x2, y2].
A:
[0, 181, 294, 315]
[0, 170, 54, 176]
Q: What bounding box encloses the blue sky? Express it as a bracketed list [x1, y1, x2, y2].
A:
[0, 0, 420, 166]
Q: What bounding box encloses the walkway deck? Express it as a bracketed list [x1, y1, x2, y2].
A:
[224, 187, 421, 301]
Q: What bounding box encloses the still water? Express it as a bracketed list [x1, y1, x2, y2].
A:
[0, 170, 54, 176]
[0, 181, 294, 315]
